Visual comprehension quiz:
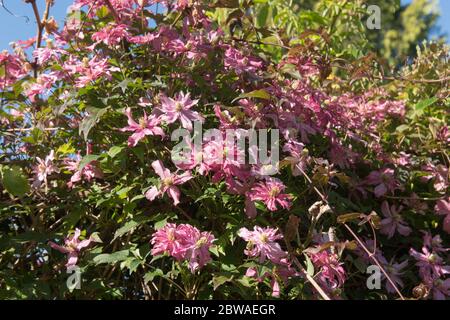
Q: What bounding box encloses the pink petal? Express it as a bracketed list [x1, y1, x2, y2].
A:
[145, 186, 160, 201]
[48, 241, 70, 254]
[151, 160, 170, 179]
[167, 186, 181, 206]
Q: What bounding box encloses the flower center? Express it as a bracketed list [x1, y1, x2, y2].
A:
[427, 253, 438, 264]
[162, 177, 174, 186]
[139, 117, 147, 128]
[259, 233, 268, 243]
[175, 102, 183, 112]
[269, 187, 280, 198]
[196, 237, 208, 248]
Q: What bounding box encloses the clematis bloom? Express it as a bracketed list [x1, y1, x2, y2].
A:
[48, 229, 95, 268]
[238, 226, 287, 264]
[246, 178, 292, 212]
[156, 92, 204, 131]
[145, 160, 192, 206]
[120, 108, 164, 147]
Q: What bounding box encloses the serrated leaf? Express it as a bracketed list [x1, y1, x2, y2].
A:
[144, 269, 164, 283]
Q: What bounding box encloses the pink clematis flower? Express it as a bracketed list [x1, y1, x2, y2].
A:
[64, 146, 103, 188]
[309, 250, 346, 291]
[421, 232, 447, 254]
[151, 223, 186, 260]
[409, 246, 450, 279]
[120, 108, 165, 147]
[238, 226, 287, 264]
[33, 150, 59, 188]
[224, 46, 263, 75]
[379, 201, 412, 239]
[423, 273, 450, 300]
[177, 224, 215, 272]
[383, 259, 409, 294]
[48, 229, 95, 268]
[150, 223, 215, 273]
[246, 178, 292, 212]
[434, 198, 450, 234]
[422, 163, 449, 193]
[365, 168, 400, 197]
[145, 160, 193, 206]
[91, 23, 130, 47]
[156, 92, 204, 131]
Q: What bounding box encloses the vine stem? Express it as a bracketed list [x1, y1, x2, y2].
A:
[298, 168, 406, 300]
[342, 223, 405, 300]
[284, 239, 331, 300]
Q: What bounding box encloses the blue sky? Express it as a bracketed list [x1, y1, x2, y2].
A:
[0, 0, 449, 51]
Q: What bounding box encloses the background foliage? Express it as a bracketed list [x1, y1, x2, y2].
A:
[0, 0, 448, 299]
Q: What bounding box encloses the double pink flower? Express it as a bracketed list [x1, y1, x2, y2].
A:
[33, 150, 59, 188]
[238, 226, 287, 264]
[246, 178, 292, 214]
[151, 223, 215, 273]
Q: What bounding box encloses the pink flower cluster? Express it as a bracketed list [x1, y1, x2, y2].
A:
[238, 226, 298, 297]
[151, 223, 215, 272]
[0, 51, 28, 89]
[409, 233, 450, 300]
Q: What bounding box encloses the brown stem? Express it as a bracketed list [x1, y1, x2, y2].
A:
[343, 223, 406, 300]
[104, 0, 120, 23]
[284, 239, 331, 300]
[298, 168, 406, 300]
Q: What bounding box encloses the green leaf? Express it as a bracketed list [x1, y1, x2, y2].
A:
[1, 166, 30, 197]
[256, 4, 269, 28]
[108, 146, 124, 158]
[78, 154, 101, 171]
[113, 216, 151, 241]
[154, 217, 169, 230]
[232, 89, 271, 103]
[304, 254, 315, 277]
[79, 107, 108, 141]
[414, 97, 437, 111]
[212, 275, 233, 290]
[144, 269, 164, 283]
[93, 250, 130, 265]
